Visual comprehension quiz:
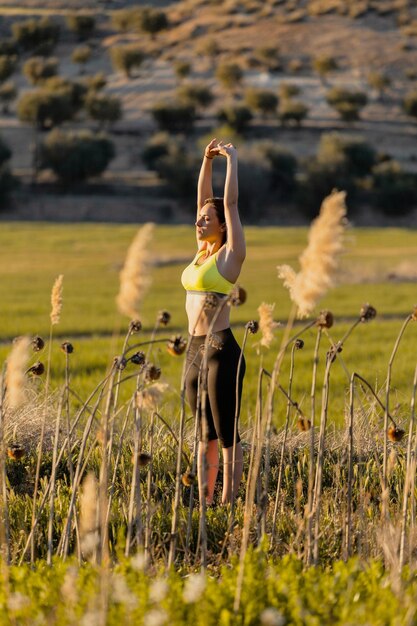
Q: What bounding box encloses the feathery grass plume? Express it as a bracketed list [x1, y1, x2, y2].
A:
[257, 302, 279, 348]
[50, 274, 64, 325]
[6, 336, 31, 410]
[79, 472, 99, 557]
[278, 191, 347, 318]
[136, 382, 169, 410]
[116, 223, 155, 319]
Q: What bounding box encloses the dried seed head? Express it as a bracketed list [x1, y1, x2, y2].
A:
[258, 302, 279, 349]
[208, 333, 224, 351]
[6, 336, 30, 410]
[26, 361, 45, 376]
[130, 351, 146, 365]
[50, 274, 64, 326]
[294, 338, 304, 350]
[167, 336, 187, 356]
[114, 356, 127, 371]
[7, 443, 25, 461]
[129, 319, 142, 333]
[388, 426, 405, 442]
[316, 310, 334, 329]
[327, 344, 342, 363]
[246, 320, 259, 334]
[229, 285, 247, 306]
[182, 471, 196, 487]
[136, 382, 169, 410]
[80, 472, 98, 557]
[145, 364, 161, 381]
[61, 341, 74, 354]
[297, 418, 311, 432]
[360, 303, 377, 322]
[138, 452, 152, 467]
[411, 305, 417, 322]
[204, 293, 219, 310]
[157, 310, 171, 326]
[32, 336, 45, 352]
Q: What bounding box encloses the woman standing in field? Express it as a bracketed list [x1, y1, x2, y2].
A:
[181, 138, 246, 505]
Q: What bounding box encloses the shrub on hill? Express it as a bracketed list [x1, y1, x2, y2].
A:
[110, 45, 145, 78]
[151, 101, 196, 133]
[403, 91, 417, 119]
[312, 54, 338, 83]
[0, 55, 18, 83]
[215, 62, 243, 91]
[85, 93, 122, 129]
[0, 81, 17, 114]
[279, 83, 301, 100]
[0, 39, 18, 56]
[217, 104, 253, 133]
[23, 57, 59, 86]
[176, 83, 214, 110]
[12, 18, 60, 54]
[195, 38, 220, 66]
[174, 61, 191, 82]
[367, 72, 391, 99]
[326, 87, 368, 121]
[278, 99, 308, 126]
[317, 133, 376, 177]
[17, 89, 74, 130]
[0, 134, 16, 204]
[39, 129, 115, 183]
[82, 72, 107, 93]
[142, 132, 170, 170]
[253, 45, 281, 72]
[42, 77, 88, 114]
[260, 142, 298, 196]
[137, 8, 169, 39]
[244, 88, 278, 117]
[143, 134, 198, 198]
[111, 9, 141, 33]
[371, 160, 417, 216]
[66, 14, 95, 41]
[71, 45, 92, 74]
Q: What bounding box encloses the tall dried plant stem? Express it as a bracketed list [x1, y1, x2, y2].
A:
[125, 401, 142, 557]
[383, 315, 413, 509]
[234, 304, 297, 613]
[344, 373, 355, 560]
[399, 363, 417, 570]
[231, 326, 250, 515]
[306, 327, 322, 565]
[31, 325, 53, 563]
[47, 392, 64, 565]
[185, 416, 200, 564]
[144, 411, 155, 564]
[0, 371, 10, 564]
[271, 342, 297, 545]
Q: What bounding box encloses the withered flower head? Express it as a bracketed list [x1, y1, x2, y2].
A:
[316, 310, 334, 329]
[360, 304, 377, 322]
[114, 356, 127, 371]
[182, 471, 196, 487]
[130, 351, 146, 365]
[167, 336, 187, 356]
[229, 285, 247, 307]
[129, 320, 142, 333]
[32, 336, 45, 352]
[26, 361, 45, 376]
[412, 305, 417, 322]
[137, 452, 152, 467]
[388, 426, 405, 443]
[327, 344, 342, 363]
[246, 320, 259, 334]
[294, 338, 304, 350]
[61, 341, 74, 354]
[204, 293, 219, 310]
[145, 364, 161, 381]
[297, 418, 311, 432]
[158, 310, 171, 326]
[7, 443, 25, 461]
[208, 333, 224, 351]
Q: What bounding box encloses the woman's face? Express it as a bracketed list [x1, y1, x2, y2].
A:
[195, 204, 224, 243]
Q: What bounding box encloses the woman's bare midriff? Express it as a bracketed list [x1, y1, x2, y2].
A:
[185, 292, 231, 335]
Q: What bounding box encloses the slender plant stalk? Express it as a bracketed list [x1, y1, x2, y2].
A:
[383, 315, 412, 509]
[0, 370, 10, 564]
[185, 415, 200, 565]
[344, 373, 355, 560]
[47, 391, 64, 565]
[271, 342, 298, 544]
[231, 325, 250, 515]
[125, 393, 143, 557]
[399, 363, 417, 570]
[306, 327, 322, 565]
[144, 411, 155, 564]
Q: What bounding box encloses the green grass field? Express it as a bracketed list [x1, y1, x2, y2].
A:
[0, 222, 416, 426]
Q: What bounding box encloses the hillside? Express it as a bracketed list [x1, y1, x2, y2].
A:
[0, 0, 417, 223]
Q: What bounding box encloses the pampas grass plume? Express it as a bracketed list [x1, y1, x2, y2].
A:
[258, 302, 279, 349]
[278, 190, 347, 318]
[50, 274, 64, 326]
[80, 472, 98, 556]
[6, 336, 30, 409]
[117, 223, 154, 319]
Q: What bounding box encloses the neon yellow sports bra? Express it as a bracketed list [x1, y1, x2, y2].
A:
[181, 250, 234, 296]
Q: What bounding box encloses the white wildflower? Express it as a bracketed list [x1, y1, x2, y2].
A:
[143, 608, 168, 626]
[149, 578, 169, 603]
[112, 573, 137, 610]
[131, 550, 148, 571]
[7, 592, 30, 612]
[260, 607, 286, 626]
[182, 573, 206, 604]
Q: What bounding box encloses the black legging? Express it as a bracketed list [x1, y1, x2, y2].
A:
[185, 328, 245, 449]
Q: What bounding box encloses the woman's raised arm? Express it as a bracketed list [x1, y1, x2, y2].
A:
[217, 142, 246, 263]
